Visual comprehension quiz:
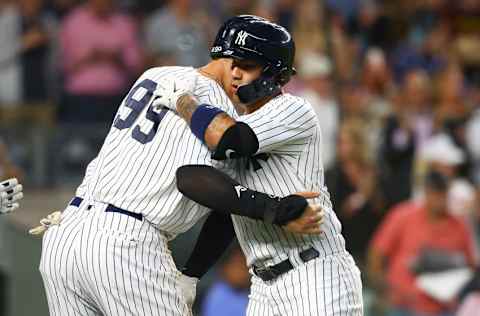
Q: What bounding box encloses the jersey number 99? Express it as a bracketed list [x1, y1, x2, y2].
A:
[113, 79, 168, 144]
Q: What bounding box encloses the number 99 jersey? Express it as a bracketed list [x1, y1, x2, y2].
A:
[76, 66, 238, 237]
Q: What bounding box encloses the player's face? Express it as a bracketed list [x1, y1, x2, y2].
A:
[228, 59, 263, 105]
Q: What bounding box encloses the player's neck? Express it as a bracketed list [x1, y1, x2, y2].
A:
[197, 62, 224, 87]
[244, 94, 276, 114]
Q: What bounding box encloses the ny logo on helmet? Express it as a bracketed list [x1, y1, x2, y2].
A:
[235, 30, 249, 46]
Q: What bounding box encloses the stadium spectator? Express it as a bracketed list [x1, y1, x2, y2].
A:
[274, 0, 296, 30]
[434, 65, 473, 179]
[144, 0, 211, 67]
[346, 1, 394, 53]
[361, 47, 393, 100]
[19, 0, 55, 103]
[379, 69, 435, 208]
[466, 83, 480, 185]
[358, 47, 394, 155]
[450, 0, 480, 75]
[47, 0, 79, 19]
[415, 133, 477, 224]
[0, 0, 21, 106]
[0, 140, 23, 181]
[391, 21, 449, 81]
[326, 118, 382, 266]
[291, 0, 326, 57]
[58, 0, 143, 123]
[368, 170, 476, 316]
[201, 244, 250, 316]
[297, 52, 338, 170]
[337, 79, 384, 153]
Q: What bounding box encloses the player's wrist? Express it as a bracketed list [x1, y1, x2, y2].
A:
[270, 195, 308, 225]
[190, 104, 225, 142]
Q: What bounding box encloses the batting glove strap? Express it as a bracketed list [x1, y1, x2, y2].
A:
[267, 195, 308, 226]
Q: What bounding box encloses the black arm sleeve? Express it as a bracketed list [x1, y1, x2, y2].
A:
[176, 164, 307, 225]
[211, 122, 259, 160]
[182, 212, 235, 278]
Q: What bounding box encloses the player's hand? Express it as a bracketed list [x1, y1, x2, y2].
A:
[152, 75, 197, 111]
[177, 273, 198, 310]
[283, 203, 324, 235]
[0, 178, 23, 214]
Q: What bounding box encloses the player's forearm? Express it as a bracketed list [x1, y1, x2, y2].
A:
[182, 212, 235, 278]
[176, 164, 307, 225]
[177, 95, 235, 150]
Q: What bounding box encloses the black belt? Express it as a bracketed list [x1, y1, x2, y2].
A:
[70, 197, 143, 221]
[253, 247, 319, 282]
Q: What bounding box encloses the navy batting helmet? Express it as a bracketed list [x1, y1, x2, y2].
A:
[210, 15, 296, 104]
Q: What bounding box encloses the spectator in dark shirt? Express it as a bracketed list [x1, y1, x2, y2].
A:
[379, 69, 434, 208]
[326, 118, 383, 266]
[19, 0, 53, 103]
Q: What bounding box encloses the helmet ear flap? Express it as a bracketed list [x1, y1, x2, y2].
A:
[237, 76, 281, 104]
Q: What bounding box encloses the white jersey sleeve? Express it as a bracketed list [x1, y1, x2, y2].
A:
[75, 157, 97, 198]
[237, 94, 317, 155]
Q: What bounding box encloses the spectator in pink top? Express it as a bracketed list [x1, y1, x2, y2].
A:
[58, 0, 143, 123]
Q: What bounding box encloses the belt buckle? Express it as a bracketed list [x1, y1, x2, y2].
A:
[255, 265, 278, 281]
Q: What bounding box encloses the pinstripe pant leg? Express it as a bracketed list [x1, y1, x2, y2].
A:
[270, 254, 364, 316]
[39, 207, 100, 316]
[336, 254, 364, 316]
[77, 210, 191, 316]
[247, 275, 276, 316]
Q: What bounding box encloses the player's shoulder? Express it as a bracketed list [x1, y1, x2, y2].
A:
[194, 73, 236, 115]
[141, 66, 196, 81]
[270, 93, 312, 108]
[266, 93, 316, 117]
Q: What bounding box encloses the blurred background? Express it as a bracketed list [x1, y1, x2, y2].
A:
[1, 0, 480, 315]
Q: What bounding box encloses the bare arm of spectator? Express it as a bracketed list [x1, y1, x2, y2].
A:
[367, 248, 389, 291]
[367, 204, 408, 288]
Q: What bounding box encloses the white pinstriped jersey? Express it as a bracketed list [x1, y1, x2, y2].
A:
[75, 66, 237, 236]
[232, 93, 346, 267]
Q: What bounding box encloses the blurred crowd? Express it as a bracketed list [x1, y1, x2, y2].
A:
[1, 0, 480, 315]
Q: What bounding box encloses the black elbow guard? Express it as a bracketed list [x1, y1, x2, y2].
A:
[211, 122, 259, 160]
